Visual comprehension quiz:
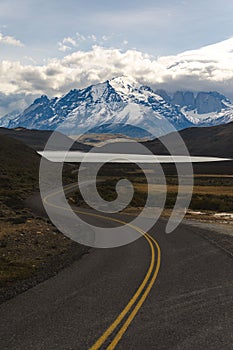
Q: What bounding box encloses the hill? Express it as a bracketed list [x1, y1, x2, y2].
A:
[142, 122, 233, 175]
[144, 122, 233, 158]
[0, 134, 40, 200]
[0, 127, 90, 151]
[0, 135, 88, 300]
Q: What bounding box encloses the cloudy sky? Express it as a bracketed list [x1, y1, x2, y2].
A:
[1, 0, 233, 115]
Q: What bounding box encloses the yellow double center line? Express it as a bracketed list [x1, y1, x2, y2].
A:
[43, 184, 161, 349]
[89, 226, 160, 350]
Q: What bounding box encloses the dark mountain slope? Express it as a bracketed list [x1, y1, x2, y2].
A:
[144, 122, 233, 158]
[0, 127, 90, 151]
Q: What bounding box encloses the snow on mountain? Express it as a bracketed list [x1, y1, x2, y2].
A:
[0, 76, 233, 138]
[174, 91, 233, 126]
[0, 110, 22, 128]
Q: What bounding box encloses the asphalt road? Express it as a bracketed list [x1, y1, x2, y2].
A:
[1, 197, 233, 349]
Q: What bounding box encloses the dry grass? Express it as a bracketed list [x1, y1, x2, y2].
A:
[134, 183, 233, 196]
[0, 218, 72, 287]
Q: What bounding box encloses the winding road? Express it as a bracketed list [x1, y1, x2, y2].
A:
[0, 185, 233, 349]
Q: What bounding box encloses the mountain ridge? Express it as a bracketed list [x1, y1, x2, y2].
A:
[0, 76, 233, 137]
[144, 121, 233, 158]
[0, 127, 90, 151]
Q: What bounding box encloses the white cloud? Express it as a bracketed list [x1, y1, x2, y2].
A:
[58, 33, 97, 51]
[57, 32, 121, 52]
[58, 36, 78, 52]
[1, 38, 233, 115]
[63, 36, 77, 46]
[88, 34, 97, 42]
[0, 32, 24, 47]
[58, 43, 70, 52]
[76, 32, 86, 42]
[102, 35, 110, 41]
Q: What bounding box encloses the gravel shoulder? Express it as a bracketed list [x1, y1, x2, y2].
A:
[182, 218, 233, 257]
[0, 194, 89, 304]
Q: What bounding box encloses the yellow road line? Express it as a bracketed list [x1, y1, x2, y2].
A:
[89, 232, 156, 350]
[43, 183, 161, 350]
[107, 233, 160, 349]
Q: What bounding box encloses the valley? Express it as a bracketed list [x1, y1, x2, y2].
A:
[1, 2, 233, 348]
[0, 93, 232, 349]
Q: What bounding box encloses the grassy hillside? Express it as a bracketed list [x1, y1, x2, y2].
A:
[0, 134, 40, 211]
[0, 135, 84, 298]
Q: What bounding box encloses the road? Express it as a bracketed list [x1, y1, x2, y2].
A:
[1, 189, 233, 349]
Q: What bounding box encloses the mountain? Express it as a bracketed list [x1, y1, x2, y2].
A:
[0, 76, 233, 137]
[166, 90, 233, 126]
[0, 110, 21, 128]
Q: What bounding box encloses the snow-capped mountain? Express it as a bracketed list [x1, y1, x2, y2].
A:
[156, 90, 233, 126]
[0, 110, 22, 128]
[1, 76, 233, 138]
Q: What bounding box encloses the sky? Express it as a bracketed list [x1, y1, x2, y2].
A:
[1, 0, 233, 115]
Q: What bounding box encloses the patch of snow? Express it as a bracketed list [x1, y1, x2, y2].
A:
[181, 108, 218, 123]
[187, 210, 207, 215]
[214, 213, 233, 219]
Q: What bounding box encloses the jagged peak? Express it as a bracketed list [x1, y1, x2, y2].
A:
[1, 77, 232, 133]
[109, 75, 139, 90]
[33, 95, 50, 104]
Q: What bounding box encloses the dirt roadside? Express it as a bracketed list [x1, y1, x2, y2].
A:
[0, 193, 89, 304]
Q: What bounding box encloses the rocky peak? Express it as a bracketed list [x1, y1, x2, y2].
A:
[33, 95, 49, 105]
[196, 92, 222, 114]
[0, 77, 232, 136]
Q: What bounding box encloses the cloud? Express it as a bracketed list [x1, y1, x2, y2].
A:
[0, 32, 24, 47]
[0, 92, 36, 116]
[57, 32, 122, 52]
[58, 35, 81, 52]
[58, 32, 97, 52]
[1, 37, 233, 115]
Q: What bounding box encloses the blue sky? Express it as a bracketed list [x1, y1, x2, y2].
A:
[1, 0, 233, 60]
[0, 0, 233, 115]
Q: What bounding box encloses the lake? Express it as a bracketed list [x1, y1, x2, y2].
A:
[38, 151, 231, 163]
